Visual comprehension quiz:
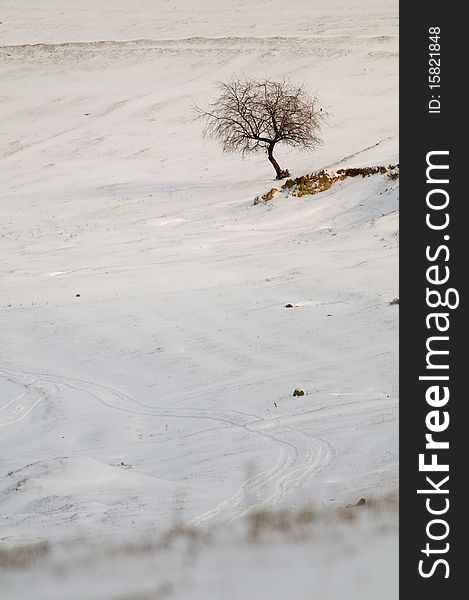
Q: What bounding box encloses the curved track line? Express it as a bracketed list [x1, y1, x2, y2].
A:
[0, 367, 334, 524]
[324, 136, 397, 170]
[0, 373, 59, 428]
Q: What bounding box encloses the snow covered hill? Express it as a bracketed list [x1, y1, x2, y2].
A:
[0, 0, 398, 597]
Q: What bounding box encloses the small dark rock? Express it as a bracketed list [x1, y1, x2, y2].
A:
[284, 303, 294, 308]
[75, 293, 81, 298]
[293, 389, 305, 397]
[347, 497, 367, 508]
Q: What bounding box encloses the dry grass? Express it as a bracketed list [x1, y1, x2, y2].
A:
[246, 492, 398, 542]
[247, 506, 316, 541]
[0, 541, 50, 569]
[103, 523, 209, 560]
[0, 494, 398, 576]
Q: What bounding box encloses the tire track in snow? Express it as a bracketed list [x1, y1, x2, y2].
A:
[324, 135, 397, 170]
[0, 373, 59, 429]
[0, 367, 333, 524]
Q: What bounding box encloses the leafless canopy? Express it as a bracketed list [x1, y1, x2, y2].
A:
[197, 78, 324, 178]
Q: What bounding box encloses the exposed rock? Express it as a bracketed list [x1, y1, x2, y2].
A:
[347, 497, 367, 508]
[253, 187, 279, 205]
[255, 163, 399, 204]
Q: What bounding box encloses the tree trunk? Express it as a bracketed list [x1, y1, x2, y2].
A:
[267, 143, 289, 179]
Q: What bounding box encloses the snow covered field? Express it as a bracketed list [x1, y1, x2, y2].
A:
[0, 0, 398, 597]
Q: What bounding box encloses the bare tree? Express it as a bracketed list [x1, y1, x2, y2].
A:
[197, 78, 324, 179]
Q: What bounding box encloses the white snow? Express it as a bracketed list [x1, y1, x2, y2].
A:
[0, 0, 398, 597]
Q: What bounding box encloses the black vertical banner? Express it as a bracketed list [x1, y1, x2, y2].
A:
[400, 3, 466, 596]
